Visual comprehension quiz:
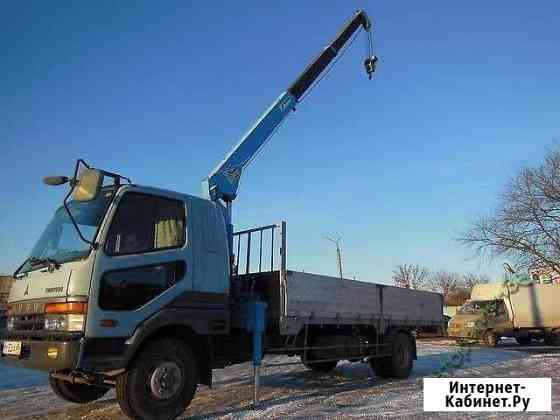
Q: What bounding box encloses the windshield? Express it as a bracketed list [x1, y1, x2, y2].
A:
[458, 300, 505, 315]
[20, 188, 115, 273]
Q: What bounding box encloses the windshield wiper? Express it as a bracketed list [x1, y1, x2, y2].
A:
[29, 257, 61, 268]
[13, 256, 60, 277]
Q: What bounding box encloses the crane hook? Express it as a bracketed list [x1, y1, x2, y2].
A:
[364, 55, 378, 79]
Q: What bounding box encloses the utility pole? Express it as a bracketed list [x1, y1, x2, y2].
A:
[324, 235, 343, 280]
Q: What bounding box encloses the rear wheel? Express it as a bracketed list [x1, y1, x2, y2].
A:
[515, 336, 531, 346]
[369, 357, 392, 377]
[369, 332, 414, 379]
[49, 375, 109, 404]
[116, 339, 198, 420]
[482, 330, 499, 347]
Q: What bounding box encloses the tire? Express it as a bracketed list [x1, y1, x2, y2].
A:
[116, 339, 198, 420]
[544, 333, 560, 346]
[302, 360, 338, 373]
[49, 375, 109, 404]
[482, 330, 499, 347]
[369, 357, 392, 378]
[515, 336, 531, 346]
[369, 332, 414, 379]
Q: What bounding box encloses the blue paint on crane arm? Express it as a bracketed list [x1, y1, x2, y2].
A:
[203, 91, 297, 202]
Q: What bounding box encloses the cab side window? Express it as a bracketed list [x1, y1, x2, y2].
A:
[105, 193, 185, 256]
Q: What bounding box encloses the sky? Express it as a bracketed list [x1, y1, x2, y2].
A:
[1, 1, 559, 283]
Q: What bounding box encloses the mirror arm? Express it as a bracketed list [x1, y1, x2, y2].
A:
[63, 183, 94, 247]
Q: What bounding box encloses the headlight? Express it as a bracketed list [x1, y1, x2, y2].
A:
[466, 321, 476, 328]
[6, 316, 15, 331]
[44, 314, 85, 332]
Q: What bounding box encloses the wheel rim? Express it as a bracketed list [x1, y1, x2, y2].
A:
[149, 361, 183, 400]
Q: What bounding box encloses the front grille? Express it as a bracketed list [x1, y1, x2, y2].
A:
[20, 344, 32, 359]
[13, 313, 45, 331]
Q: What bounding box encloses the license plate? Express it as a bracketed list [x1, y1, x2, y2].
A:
[2, 341, 22, 356]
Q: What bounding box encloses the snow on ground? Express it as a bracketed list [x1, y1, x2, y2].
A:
[0, 340, 558, 419]
[0, 364, 46, 390]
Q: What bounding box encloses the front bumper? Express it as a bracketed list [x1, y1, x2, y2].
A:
[448, 324, 479, 339]
[0, 335, 81, 372]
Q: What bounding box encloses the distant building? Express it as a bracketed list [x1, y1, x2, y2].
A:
[0, 276, 14, 329]
[528, 266, 560, 285]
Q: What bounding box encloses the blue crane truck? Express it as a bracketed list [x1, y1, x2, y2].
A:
[0, 10, 443, 420]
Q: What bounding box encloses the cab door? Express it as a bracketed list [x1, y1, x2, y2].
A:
[493, 300, 513, 333]
[86, 189, 192, 338]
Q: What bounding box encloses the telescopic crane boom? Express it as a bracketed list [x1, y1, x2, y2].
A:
[204, 10, 377, 204]
[203, 10, 377, 260]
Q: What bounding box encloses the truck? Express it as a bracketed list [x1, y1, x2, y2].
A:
[448, 282, 560, 347]
[0, 10, 443, 420]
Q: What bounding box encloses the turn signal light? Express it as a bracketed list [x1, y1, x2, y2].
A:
[45, 302, 87, 314]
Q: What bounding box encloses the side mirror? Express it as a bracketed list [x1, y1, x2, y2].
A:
[43, 176, 70, 186]
[73, 169, 104, 202]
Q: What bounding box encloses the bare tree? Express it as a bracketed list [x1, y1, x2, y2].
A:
[392, 264, 430, 289]
[461, 273, 490, 290]
[428, 270, 462, 300]
[460, 145, 560, 275]
[446, 287, 471, 306]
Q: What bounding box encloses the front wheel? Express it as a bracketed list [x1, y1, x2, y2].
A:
[49, 375, 109, 404]
[544, 332, 560, 346]
[515, 336, 531, 346]
[482, 330, 499, 347]
[116, 339, 198, 420]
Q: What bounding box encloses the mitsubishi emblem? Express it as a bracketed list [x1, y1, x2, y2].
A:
[24, 284, 29, 296]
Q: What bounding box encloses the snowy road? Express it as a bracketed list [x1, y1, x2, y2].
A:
[0, 340, 558, 419]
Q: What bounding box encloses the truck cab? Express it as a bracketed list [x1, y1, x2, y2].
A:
[1, 173, 232, 412]
[448, 281, 560, 347]
[447, 298, 512, 346]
